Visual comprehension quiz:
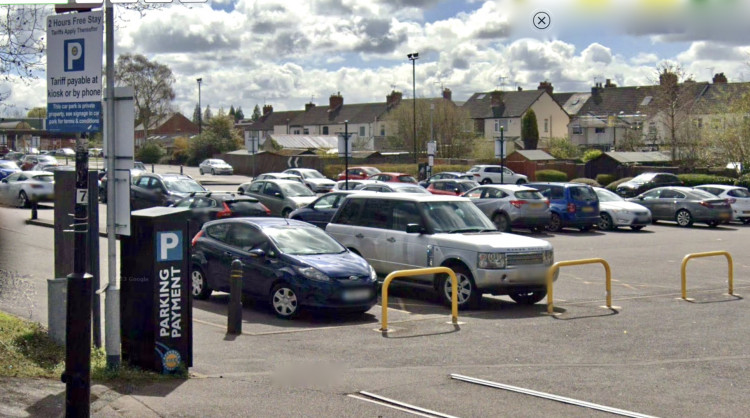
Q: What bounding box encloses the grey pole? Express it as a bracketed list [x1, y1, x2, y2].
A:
[197, 78, 202, 135]
[104, 1, 121, 370]
[344, 120, 349, 190]
[500, 126, 505, 184]
[408, 52, 419, 164]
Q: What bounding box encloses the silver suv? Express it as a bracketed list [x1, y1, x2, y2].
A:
[326, 193, 555, 309]
[466, 165, 528, 185]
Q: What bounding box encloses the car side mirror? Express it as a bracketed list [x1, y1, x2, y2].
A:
[1, 179, 6, 183]
[274, 192, 282, 198]
[406, 223, 423, 234]
[638, 196, 644, 200]
[248, 248, 266, 258]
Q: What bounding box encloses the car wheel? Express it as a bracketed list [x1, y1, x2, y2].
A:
[598, 213, 614, 231]
[211, 169, 215, 175]
[191, 267, 212, 300]
[742, 218, 750, 225]
[546, 213, 562, 232]
[17, 191, 29, 208]
[675, 209, 693, 227]
[438, 265, 481, 310]
[492, 213, 511, 232]
[199, 168, 204, 175]
[579, 225, 592, 232]
[99, 188, 107, 203]
[270, 283, 299, 319]
[530, 226, 544, 233]
[631, 226, 644, 231]
[509, 290, 547, 305]
[281, 208, 292, 218]
[707, 221, 719, 228]
[516, 179, 527, 185]
[481, 178, 492, 185]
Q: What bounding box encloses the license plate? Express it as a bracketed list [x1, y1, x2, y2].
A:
[342, 289, 371, 301]
[582, 206, 594, 213]
[529, 203, 543, 209]
[720, 213, 730, 219]
[744, 211, 750, 214]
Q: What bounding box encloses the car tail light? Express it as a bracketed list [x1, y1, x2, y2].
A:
[191, 230, 204, 247]
[217, 202, 233, 218]
[699, 201, 714, 208]
[545, 200, 550, 207]
[727, 198, 736, 204]
[260, 202, 271, 215]
[567, 202, 576, 213]
[30, 184, 44, 189]
[473, 173, 480, 177]
[510, 200, 527, 208]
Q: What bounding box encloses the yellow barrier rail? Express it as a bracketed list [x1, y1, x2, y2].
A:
[681, 251, 734, 300]
[546, 258, 612, 315]
[380, 267, 458, 332]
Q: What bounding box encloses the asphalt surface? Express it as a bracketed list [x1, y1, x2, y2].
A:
[0, 168, 749, 417]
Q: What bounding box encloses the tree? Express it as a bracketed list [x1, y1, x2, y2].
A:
[521, 109, 539, 150]
[235, 106, 244, 122]
[115, 53, 175, 141]
[229, 105, 235, 120]
[135, 141, 164, 164]
[203, 105, 213, 122]
[652, 62, 695, 163]
[172, 136, 189, 164]
[547, 137, 581, 160]
[0, 6, 48, 103]
[187, 114, 242, 165]
[192, 104, 201, 125]
[251, 105, 261, 121]
[710, 89, 750, 174]
[26, 107, 46, 118]
[616, 126, 646, 152]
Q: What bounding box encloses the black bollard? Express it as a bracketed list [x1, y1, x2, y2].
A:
[61, 272, 92, 417]
[180, 165, 183, 175]
[151, 163, 155, 173]
[30, 201, 38, 220]
[228, 260, 243, 335]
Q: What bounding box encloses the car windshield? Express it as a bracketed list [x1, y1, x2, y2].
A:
[420, 201, 495, 233]
[570, 186, 597, 201]
[32, 174, 54, 183]
[515, 190, 545, 200]
[729, 188, 750, 198]
[458, 182, 479, 192]
[394, 186, 430, 194]
[0, 162, 19, 169]
[363, 167, 380, 175]
[265, 226, 345, 255]
[631, 173, 656, 183]
[468, 167, 481, 172]
[164, 178, 206, 193]
[594, 188, 624, 202]
[212, 160, 227, 165]
[300, 170, 325, 179]
[281, 182, 315, 197]
[134, 162, 147, 171]
[689, 189, 720, 200]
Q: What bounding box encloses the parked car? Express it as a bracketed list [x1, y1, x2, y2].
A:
[20, 154, 58, 171]
[238, 179, 317, 217]
[171, 191, 270, 237]
[465, 165, 528, 185]
[418, 171, 473, 188]
[337, 166, 381, 181]
[615, 172, 682, 198]
[593, 187, 652, 231]
[326, 194, 555, 309]
[191, 218, 379, 318]
[4, 152, 25, 164]
[32, 163, 71, 172]
[526, 183, 600, 232]
[252, 173, 304, 184]
[289, 191, 358, 228]
[426, 179, 479, 196]
[463, 185, 551, 232]
[198, 159, 234, 175]
[331, 179, 381, 191]
[55, 148, 75, 157]
[354, 182, 430, 194]
[99, 165, 146, 203]
[694, 184, 750, 224]
[132, 161, 147, 174]
[0, 160, 21, 180]
[368, 172, 418, 183]
[0, 171, 55, 207]
[282, 168, 336, 192]
[628, 186, 732, 227]
[130, 173, 207, 210]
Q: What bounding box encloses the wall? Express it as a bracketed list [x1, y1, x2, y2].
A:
[530, 93, 570, 141]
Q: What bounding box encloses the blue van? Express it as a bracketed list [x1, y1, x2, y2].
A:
[526, 183, 600, 232]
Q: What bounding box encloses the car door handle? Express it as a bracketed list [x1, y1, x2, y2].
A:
[223, 251, 234, 258]
[355, 233, 364, 239]
[386, 237, 396, 243]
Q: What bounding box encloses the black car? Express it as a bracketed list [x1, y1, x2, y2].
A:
[130, 173, 206, 210]
[289, 191, 357, 228]
[172, 191, 271, 237]
[615, 172, 682, 198]
[190, 218, 379, 318]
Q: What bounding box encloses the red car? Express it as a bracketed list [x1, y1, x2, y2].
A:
[426, 179, 480, 196]
[368, 172, 417, 183]
[337, 166, 381, 181]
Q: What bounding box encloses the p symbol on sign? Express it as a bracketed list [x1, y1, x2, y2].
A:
[157, 231, 183, 262]
[64, 39, 85, 72]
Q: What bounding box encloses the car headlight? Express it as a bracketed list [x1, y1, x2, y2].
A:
[543, 250, 554, 266]
[369, 265, 378, 282]
[295, 266, 331, 282]
[478, 252, 506, 269]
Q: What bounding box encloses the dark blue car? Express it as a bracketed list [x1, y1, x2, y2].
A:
[289, 191, 357, 228]
[526, 183, 600, 232]
[190, 218, 378, 318]
[0, 160, 21, 180]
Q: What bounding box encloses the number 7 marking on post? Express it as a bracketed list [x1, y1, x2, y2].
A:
[76, 189, 88, 205]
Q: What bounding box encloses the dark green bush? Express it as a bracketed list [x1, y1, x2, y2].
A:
[570, 178, 601, 187]
[605, 177, 633, 191]
[581, 149, 603, 162]
[596, 174, 616, 187]
[535, 169, 567, 182]
[135, 141, 164, 164]
[677, 174, 735, 187]
[734, 174, 750, 189]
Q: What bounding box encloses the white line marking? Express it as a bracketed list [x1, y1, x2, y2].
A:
[357, 391, 459, 418]
[347, 394, 438, 418]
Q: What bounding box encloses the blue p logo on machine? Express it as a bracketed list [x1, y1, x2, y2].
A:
[157, 231, 183, 262]
[64, 39, 85, 72]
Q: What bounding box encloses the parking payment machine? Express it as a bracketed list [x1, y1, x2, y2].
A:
[120, 207, 192, 374]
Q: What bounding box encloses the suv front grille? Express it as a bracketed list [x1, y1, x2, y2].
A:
[507, 252, 544, 266]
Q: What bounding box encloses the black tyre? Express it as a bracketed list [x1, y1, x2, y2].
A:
[530, 226, 544, 233]
[99, 188, 107, 203]
[270, 283, 299, 319]
[707, 221, 719, 228]
[191, 267, 212, 300]
[579, 225, 592, 232]
[742, 218, 750, 225]
[516, 179, 527, 185]
[492, 213, 511, 232]
[509, 290, 547, 305]
[598, 213, 614, 231]
[17, 191, 29, 208]
[547, 213, 562, 232]
[481, 178, 492, 185]
[281, 208, 292, 218]
[211, 168, 215, 175]
[675, 209, 693, 227]
[199, 168, 204, 175]
[631, 225, 644, 231]
[438, 265, 482, 310]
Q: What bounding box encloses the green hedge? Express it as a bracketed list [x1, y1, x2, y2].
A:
[677, 174, 736, 187]
[734, 174, 750, 189]
[596, 174, 616, 187]
[135, 142, 164, 164]
[535, 169, 567, 182]
[570, 178, 601, 188]
[605, 177, 633, 191]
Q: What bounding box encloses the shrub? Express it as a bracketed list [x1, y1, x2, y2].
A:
[596, 174, 616, 187]
[570, 178, 601, 188]
[135, 141, 164, 164]
[605, 177, 633, 191]
[677, 174, 735, 187]
[535, 169, 567, 182]
[581, 149, 603, 163]
[734, 174, 750, 189]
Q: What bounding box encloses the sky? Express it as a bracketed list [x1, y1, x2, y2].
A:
[2, 0, 750, 118]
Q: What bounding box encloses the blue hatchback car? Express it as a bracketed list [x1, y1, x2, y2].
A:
[526, 183, 600, 232]
[190, 218, 378, 318]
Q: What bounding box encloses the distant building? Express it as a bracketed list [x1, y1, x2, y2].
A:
[135, 112, 199, 148]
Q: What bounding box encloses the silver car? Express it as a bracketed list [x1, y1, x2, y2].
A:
[251, 172, 304, 184]
[199, 159, 234, 175]
[628, 186, 732, 227]
[694, 184, 750, 224]
[593, 187, 651, 231]
[354, 182, 431, 194]
[282, 168, 335, 192]
[238, 179, 317, 217]
[463, 184, 550, 232]
[0, 170, 55, 207]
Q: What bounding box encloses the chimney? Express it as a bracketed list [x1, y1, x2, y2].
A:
[305, 102, 316, 112]
[442, 88, 452, 101]
[329, 92, 343, 111]
[537, 81, 553, 95]
[713, 72, 728, 84]
[262, 105, 273, 115]
[386, 90, 403, 108]
[517, 86, 523, 91]
[605, 79, 616, 88]
[490, 90, 503, 108]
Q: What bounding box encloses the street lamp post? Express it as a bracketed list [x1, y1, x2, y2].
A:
[500, 127, 505, 184]
[407, 52, 419, 164]
[196, 78, 202, 135]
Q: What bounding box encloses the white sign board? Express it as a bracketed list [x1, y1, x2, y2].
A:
[244, 131, 259, 154]
[494, 138, 506, 159]
[337, 133, 352, 158]
[46, 11, 103, 133]
[427, 141, 436, 156]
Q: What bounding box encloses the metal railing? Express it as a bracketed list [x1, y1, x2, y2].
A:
[681, 251, 734, 300]
[380, 267, 458, 332]
[546, 258, 613, 315]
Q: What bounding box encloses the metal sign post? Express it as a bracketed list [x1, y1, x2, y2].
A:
[338, 121, 353, 189]
[495, 127, 505, 184]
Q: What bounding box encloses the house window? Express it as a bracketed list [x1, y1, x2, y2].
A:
[322, 126, 328, 135]
[544, 119, 549, 133]
[380, 125, 385, 136]
[359, 126, 365, 136]
[595, 127, 606, 134]
[293, 129, 301, 134]
[572, 124, 583, 134]
[494, 119, 508, 132]
[303, 128, 309, 135]
[693, 118, 702, 128]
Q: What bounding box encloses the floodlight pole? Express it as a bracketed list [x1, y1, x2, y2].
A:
[408, 52, 419, 164]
